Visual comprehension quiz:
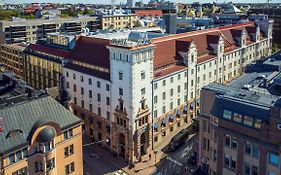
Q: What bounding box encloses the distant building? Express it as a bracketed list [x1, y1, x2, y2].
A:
[248, 8, 281, 46]
[0, 16, 101, 44]
[135, 10, 163, 18]
[199, 51, 281, 175]
[0, 88, 83, 175]
[99, 14, 139, 30]
[127, 0, 135, 7]
[0, 43, 26, 79]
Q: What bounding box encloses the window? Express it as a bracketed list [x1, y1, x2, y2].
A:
[231, 158, 236, 170]
[244, 162, 250, 175]
[170, 77, 173, 83]
[243, 116, 253, 126]
[74, 97, 77, 105]
[107, 111, 110, 120]
[81, 87, 84, 95]
[106, 84, 110, 91]
[73, 73, 76, 80]
[106, 97, 110, 105]
[170, 102, 173, 110]
[46, 158, 55, 172]
[141, 88, 145, 95]
[162, 106, 166, 114]
[154, 83, 158, 89]
[23, 148, 28, 158]
[97, 81, 101, 88]
[88, 78, 92, 85]
[9, 153, 15, 164]
[66, 82, 69, 89]
[12, 167, 27, 175]
[269, 151, 279, 166]
[66, 71, 69, 77]
[89, 90, 92, 98]
[162, 80, 166, 86]
[89, 104, 93, 112]
[35, 161, 43, 172]
[170, 89, 173, 96]
[81, 100, 84, 108]
[97, 93, 101, 102]
[16, 151, 22, 161]
[98, 107, 101, 116]
[63, 129, 73, 140]
[225, 135, 230, 147]
[141, 72, 145, 79]
[254, 119, 261, 129]
[162, 92, 166, 100]
[177, 98, 180, 106]
[252, 144, 259, 159]
[178, 74, 181, 80]
[223, 110, 232, 120]
[231, 137, 237, 149]
[154, 96, 158, 104]
[245, 142, 251, 155]
[233, 113, 242, 123]
[119, 88, 123, 96]
[73, 84, 76, 92]
[80, 75, 83, 82]
[177, 86, 181, 93]
[154, 110, 157, 118]
[224, 154, 230, 167]
[119, 71, 123, 80]
[252, 165, 258, 175]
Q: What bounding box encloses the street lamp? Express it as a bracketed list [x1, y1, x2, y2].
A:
[154, 150, 157, 166]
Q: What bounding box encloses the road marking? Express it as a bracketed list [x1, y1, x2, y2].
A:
[166, 156, 183, 167]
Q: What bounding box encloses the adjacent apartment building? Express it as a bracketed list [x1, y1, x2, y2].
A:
[0, 73, 83, 175]
[63, 20, 272, 163]
[199, 51, 281, 175]
[0, 16, 101, 44]
[100, 14, 139, 30]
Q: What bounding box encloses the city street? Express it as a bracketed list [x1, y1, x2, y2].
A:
[83, 136, 128, 175]
[151, 133, 199, 175]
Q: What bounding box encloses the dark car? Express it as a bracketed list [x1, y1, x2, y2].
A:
[188, 151, 198, 164]
[168, 128, 189, 151]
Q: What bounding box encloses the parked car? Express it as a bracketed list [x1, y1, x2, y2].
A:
[188, 151, 198, 164]
[168, 127, 189, 151]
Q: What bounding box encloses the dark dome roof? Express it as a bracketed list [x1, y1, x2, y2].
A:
[37, 127, 56, 143]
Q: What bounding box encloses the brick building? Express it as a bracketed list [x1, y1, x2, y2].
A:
[199, 51, 281, 175]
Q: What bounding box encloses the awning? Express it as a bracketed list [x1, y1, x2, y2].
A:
[190, 103, 195, 109]
[176, 110, 181, 116]
[184, 106, 188, 112]
[196, 99, 200, 106]
[161, 119, 166, 126]
[154, 123, 159, 129]
[169, 115, 174, 121]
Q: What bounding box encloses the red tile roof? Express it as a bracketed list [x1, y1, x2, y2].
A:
[135, 10, 163, 17]
[152, 22, 260, 69]
[68, 36, 110, 70]
[154, 65, 187, 79]
[27, 44, 70, 58]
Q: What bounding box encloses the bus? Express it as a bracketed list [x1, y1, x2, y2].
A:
[168, 127, 189, 151]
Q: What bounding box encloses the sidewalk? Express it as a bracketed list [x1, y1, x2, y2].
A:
[122, 123, 193, 175]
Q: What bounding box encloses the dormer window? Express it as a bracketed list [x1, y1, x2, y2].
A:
[191, 54, 194, 62]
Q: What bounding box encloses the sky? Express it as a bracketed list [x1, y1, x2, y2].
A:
[2, 0, 280, 4]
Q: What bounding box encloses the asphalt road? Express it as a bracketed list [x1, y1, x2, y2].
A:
[151, 133, 199, 175]
[83, 136, 127, 175]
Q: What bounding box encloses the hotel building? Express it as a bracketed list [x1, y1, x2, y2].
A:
[199, 51, 281, 175]
[63, 20, 273, 163]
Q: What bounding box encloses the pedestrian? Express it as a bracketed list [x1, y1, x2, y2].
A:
[149, 154, 151, 160]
